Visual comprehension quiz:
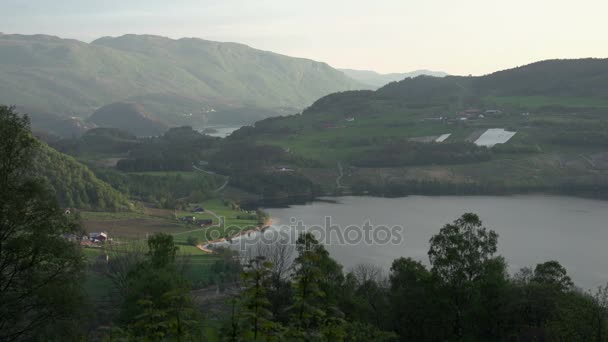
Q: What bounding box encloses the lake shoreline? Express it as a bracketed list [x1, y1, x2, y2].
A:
[253, 189, 608, 210]
[197, 217, 273, 253]
[261, 194, 608, 290]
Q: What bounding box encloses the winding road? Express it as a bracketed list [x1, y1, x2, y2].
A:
[192, 164, 230, 193]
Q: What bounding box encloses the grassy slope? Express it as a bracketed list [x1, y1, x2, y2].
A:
[81, 198, 259, 291]
[34, 143, 132, 210]
[230, 59, 608, 195]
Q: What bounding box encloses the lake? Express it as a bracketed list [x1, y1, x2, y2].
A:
[229, 195, 608, 290]
[202, 126, 242, 138]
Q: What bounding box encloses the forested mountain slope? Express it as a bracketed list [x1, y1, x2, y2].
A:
[0, 33, 365, 130]
[33, 142, 131, 210]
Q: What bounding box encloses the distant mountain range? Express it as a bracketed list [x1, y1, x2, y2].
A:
[0, 33, 367, 135]
[339, 68, 448, 88]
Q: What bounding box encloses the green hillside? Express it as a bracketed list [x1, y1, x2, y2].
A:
[0, 33, 366, 130]
[218, 58, 608, 201]
[87, 102, 169, 136]
[33, 142, 132, 211]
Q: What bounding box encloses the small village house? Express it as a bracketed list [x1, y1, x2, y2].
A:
[199, 219, 213, 226]
[181, 216, 197, 223]
[89, 232, 108, 242]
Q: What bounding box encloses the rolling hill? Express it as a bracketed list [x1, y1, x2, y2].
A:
[0, 33, 366, 133]
[340, 68, 448, 88]
[88, 102, 168, 136]
[221, 58, 608, 201]
[33, 142, 132, 211]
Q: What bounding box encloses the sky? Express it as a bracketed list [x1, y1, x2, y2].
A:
[2, 0, 608, 75]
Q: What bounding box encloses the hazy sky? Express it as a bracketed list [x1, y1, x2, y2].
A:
[3, 0, 607, 75]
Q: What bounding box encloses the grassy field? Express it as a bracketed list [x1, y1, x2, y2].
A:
[172, 199, 259, 247]
[238, 96, 608, 198]
[79, 197, 258, 296]
[81, 198, 260, 256]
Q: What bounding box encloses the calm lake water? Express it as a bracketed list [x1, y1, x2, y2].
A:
[230, 195, 608, 290]
[202, 126, 241, 138]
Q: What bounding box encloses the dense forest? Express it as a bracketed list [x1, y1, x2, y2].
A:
[115, 126, 221, 172]
[33, 138, 131, 211]
[94, 168, 221, 209]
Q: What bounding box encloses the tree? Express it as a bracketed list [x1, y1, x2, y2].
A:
[251, 241, 295, 323]
[239, 256, 280, 340]
[591, 284, 608, 342]
[427, 213, 501, 339]
[290, 233, 328, 335]
[148, 233, 178, 268]
[547, 291, 599, 341]
[0, 106, 85, 341]
[343, 321, 398, 342]
[389, 257, 448, 341]
[103, 241, 147, 298]
[468, 256, 511, 339]
[532, 260, 574, 292]
[120, 233, 201, 340]
[290, 233, 345, 339]
[428, 213, 498, 286]
[186, 235, 200, 247]
[347, 264, 390, 329]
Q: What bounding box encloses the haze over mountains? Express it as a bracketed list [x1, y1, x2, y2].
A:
[340, 68, 448, 88]
[0, 33, 367, 135]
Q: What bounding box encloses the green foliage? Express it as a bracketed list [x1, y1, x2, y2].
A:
[353, 141, 491, 167]
[119, 233, 202, 340]
[342, 321, 399, 342]
[186, 235, 200, 247]
[428, 213, 499, 285]
[147, 233, 178, 268]
[52, 127, 140, 155]
[32, 143, 132, 210]
[230, 171, 319, 204]
[209, 247, 243, 288]
[290, 233, 346, 339]
[0, 105, 132, 212]
[0, 105, 86, 341]
[533, 260, 575, 292]
[256, 209, 270, 225]
[176, 211, 608, 341]
[388, 258, 448, 341]
[116, 126, 220, 172]
[95, 169, 220, 209]
[238, 256, 279, 340]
